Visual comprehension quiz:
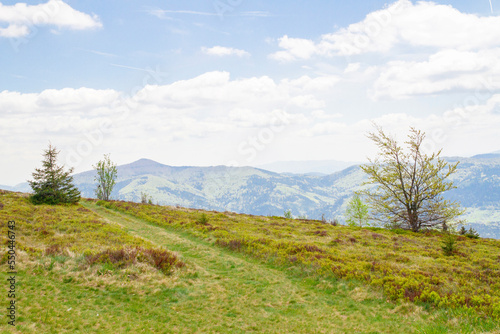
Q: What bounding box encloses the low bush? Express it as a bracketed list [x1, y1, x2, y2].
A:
[86, 246, 185, 274]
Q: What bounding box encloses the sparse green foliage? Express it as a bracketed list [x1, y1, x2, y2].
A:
[360, 126, 464, 232]
[460, 226, 480, 239]
[140, 191, 152, 204]
[345, 193, 369, 227]
[459, 226, 467, 235]
[197, 213, 209, 225]
[284, 209, 293, 219]
[28, 144, 81, 204]
[441, 232, 457, 256]
[93, 154, 117, 201]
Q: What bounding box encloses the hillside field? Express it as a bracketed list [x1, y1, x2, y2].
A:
[1, 190, 500, 333]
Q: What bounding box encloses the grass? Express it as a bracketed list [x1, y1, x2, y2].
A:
[1, 191, 499, 333]
[91, 199, 500, 321]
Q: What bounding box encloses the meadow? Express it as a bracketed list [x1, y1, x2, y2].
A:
[93, 199, 500, 321]
[1, 190, 499, 333]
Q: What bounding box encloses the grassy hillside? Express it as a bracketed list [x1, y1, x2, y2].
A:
[94, 199, 500, 320]
[1, 191, 499, 333]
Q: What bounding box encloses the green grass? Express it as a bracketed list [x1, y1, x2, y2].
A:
[1, 191, 499, 333]
[92, 199, 500, 320]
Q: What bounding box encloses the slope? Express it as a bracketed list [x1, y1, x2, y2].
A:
[1, 191, 498, 333]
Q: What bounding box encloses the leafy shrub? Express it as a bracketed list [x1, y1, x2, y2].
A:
[466, 228, 480, 239]
[284, 210, 293, 219]
[458, 226, 480, 238]
[441, 233, 457, 256]
[140, 192, 153, 204]
[142, 247, 186, 273]
[196, 213, 209, 225]
[45, 245, 62, 256]
[216, 239, 244, 251]
[313, 230, 328, 237]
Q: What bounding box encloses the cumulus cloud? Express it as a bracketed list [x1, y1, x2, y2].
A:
[2, 72, 500, 184]
[201, 46, 250, 57]
[344, 63, 361, 73]
[0, 88, 120, 113]
[0, 71, 341, 165]
[270, 0, 500, 60]
[0, 0, 102, 38]
[269, 35, 317, 62]
[298, 93, 500, 159]
[372, 49, 500, 99]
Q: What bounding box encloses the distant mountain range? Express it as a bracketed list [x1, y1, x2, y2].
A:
[256, 160, 361, 175]
[5, 153, 500, 238]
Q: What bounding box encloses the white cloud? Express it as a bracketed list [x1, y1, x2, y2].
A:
[2, 72, 500, 184]
[344, 63, 361, 73]
[297, 93, 500, 159]
[270, 0, 500, 59]
[145, 8, 271, 19]
[0, 23, 29, 37]
[284, 75, 340, 90]
[269, 35, 317, 62]
[0, 72, 340, 167]
[0, 0, 102, 38]
[372, 49, 500, 99]
[201, 46, 250, 57]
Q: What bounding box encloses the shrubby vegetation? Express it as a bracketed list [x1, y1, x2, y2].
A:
[283, 209, 293, 219]
[0, 191, 184, 276]
[96, 199, 500, 320]
[140, 191, 153, 204]
[459, 226, 480, 239]
[86, 246, 185, 274]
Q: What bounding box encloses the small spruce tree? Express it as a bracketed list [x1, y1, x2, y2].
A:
[28, 144, 81, 204]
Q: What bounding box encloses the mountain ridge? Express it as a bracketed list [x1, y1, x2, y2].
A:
[4, 154, 499, 238]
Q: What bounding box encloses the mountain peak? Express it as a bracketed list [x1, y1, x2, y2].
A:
[127, 158, 165, 168]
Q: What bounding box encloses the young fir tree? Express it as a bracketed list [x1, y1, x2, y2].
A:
[28, 144, 81, 204]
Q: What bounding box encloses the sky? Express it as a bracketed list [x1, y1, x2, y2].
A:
[1, 0, 500, 185]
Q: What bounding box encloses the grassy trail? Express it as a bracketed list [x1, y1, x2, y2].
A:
[80, 202, 459, 334]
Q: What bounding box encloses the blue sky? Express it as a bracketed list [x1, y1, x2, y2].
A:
[1, 0, 500, 185]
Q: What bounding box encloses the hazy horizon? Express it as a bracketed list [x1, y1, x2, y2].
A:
[4, 149, 500, 187]
[2, 0, 500, 185]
